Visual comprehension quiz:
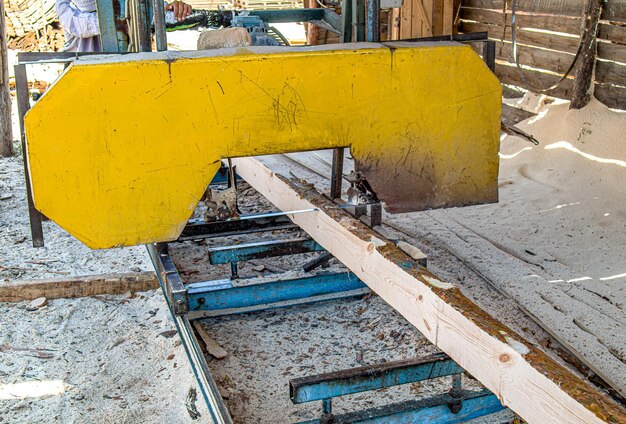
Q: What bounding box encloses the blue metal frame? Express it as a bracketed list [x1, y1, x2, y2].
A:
[146, 244, 234, 424]
[290, 352, 506, 424]
[209, 164, 241, 186]
[208, 238, 324, 265]
[298, 390, 504, 424]
[187, 272, 366, 313]
[290, 353, 462, 404]
[95, 0, 128, 52]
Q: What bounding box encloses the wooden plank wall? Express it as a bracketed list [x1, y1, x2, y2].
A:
[389, 0, 455, 40]
[459, 0, 626, 109]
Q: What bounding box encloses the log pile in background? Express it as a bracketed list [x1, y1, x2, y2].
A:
[4, 0, 57, 37]
[459, 0, 626, 109]
[232, 0, 301, 9]
[7, 24, 65, 51]
[4, 0, 65, 51]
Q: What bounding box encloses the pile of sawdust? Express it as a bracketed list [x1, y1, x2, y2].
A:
[495, 97, 626, 284]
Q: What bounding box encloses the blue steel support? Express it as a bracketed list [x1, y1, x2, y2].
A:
[208, 238, 325, 265]
[96, 0, 119, 52]
[209, 164, 241, 186]
[187, 272, 366, 312]
[290, 353, 462, 404]
[366, 0, 380, 42]
[298, 390, 505, 424]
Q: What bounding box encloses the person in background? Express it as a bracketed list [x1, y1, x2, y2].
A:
[56, 0, 192, 52]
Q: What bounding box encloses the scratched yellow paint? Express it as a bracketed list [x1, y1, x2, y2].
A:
[25, 43, 501, 248]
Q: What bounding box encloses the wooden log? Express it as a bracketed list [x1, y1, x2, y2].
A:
[232, 156, 625, 424]
[0, 272, 159, 302]
[571, 0, 603, 109]
[0, 0, 13, 157]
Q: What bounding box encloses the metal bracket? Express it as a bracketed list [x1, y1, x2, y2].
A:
[155, 243, 189, 315]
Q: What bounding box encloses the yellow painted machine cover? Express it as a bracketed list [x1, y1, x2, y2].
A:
[25, 42, 501, 248]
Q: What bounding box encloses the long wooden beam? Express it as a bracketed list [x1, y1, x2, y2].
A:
[0, 272, 158, 302]
[232, 157, 625, 424]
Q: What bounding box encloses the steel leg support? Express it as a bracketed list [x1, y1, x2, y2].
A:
[15, 64, 44, 247]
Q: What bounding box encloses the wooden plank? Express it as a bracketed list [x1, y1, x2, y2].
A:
[193, 322, 228, 359]
[464, 0, 626, 23]
[399, 0, 412, 39]
[398, 210, 626, 399]
[389, 7, 400, 40]
[0, 0, 13, 157]
[463, 0, 581, 16]
[604, 0, 626, 23]
[0, 272, 159, 302]
[431, 0, 443, 35]
[501, 103, 536, 127]
[598, 41, 626, 63]
[495, 62, 574, 99]
[418, 0, 433, 36]
[461, 6, 581, 35]
[598, 23, 626, 45]
[462, 21, 580, 54]
[410, 0, 423, 37]
[232, 156, 626, 424]
[442, 0, 453, 34]
[594, 82, 626, 109]
[595, 59, 626, 86]
[496, 42, 576, 75]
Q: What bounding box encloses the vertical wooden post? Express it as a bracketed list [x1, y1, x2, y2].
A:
[0, 0, 14, 157]
[305, 0, 320, 45]
[570, 0, 603, 110]
[442, 0, 453, 34]
[431, 0, 443, 36]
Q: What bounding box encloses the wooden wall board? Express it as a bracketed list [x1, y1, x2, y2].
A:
[432, 0, 444, 35]
[595, 59, 626, 85]
[460, 1, 626, 108]
[598, 22, 626, 45]
[443, 0, 453, 33]
[598, 40, 626, 63]
[400, 0, 413, 38]
[594, 81, 626, 108]
[462, 21, 580, 53]
[495, 42, 575, 75]
[463, 0, 626, 23]
[461, 6, 581, 35]
[495, 62, 575, 99]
